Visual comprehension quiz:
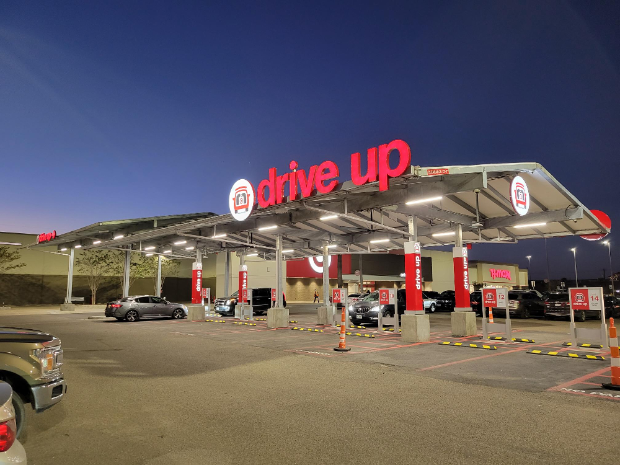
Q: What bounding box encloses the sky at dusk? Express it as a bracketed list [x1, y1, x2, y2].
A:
[1, 1, 619, 280]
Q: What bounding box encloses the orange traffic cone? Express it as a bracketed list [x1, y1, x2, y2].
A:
[603, 317, 620, 391]
[489, 307, 494, 324]
[334, 307, 351, 352]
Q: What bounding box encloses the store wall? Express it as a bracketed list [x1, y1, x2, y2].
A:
[422, 250, 454, 292]
[215, 253, 284, 299]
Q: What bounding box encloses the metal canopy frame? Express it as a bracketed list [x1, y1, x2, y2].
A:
[28, 162, 609, 262]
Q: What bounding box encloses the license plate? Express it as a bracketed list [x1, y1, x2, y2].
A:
[555, 304, 561, 307]
[355, 314, 362, 319]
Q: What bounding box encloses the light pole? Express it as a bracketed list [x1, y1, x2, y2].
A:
[570, 247, 578, 287]
[526, 255, 532, 288]
[603, 240, 614, 295]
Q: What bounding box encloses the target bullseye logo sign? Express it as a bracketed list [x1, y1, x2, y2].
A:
[308, 255, 331, 273]
[510, 176, 530, 216]
[229, 179, 255, 221]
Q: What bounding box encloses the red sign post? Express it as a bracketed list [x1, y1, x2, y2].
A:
[239, 265, 248, 303]
[191, 263, 202, 304]
[271, 288, 277, 303]
[453, 247, 470, 311]
[404, 241, 423, 313]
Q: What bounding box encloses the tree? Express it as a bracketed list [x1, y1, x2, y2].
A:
[75, 250, 116, 304]
[109, 251, 154, 294]
[0, 247, 26, 274]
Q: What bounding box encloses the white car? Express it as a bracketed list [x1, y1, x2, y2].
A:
[0, 382, 26, 464]
[423, 292, 437, 313]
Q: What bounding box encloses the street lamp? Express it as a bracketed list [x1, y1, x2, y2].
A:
[526, 255, 532, 288]
[603, 241, 615, 295]
[570, 248, 578, 287]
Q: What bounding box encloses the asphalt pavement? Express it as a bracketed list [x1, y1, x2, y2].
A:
[4, 306, 619, 465]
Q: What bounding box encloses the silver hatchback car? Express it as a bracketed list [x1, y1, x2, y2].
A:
[105, 295, 188, 322]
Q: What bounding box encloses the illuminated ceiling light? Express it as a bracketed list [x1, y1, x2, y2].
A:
[144, 246, 156, 251]
[146, 253, 153, 257]
[247, 253, 259, 257]
[174, 240, 187, 245]
[74, 245, 82, 249]
[185, 246, 195, 251]
[327, 244, 338, 249]
[405, 195, 443, 206]
[60, 248, 67, 252]
[93, 240, 101, 245]
[320, 215, 339, 221]
[258, 225, 277, 231]
[282, 249, 294, 253]
[163, 250, 172, 254]
[370, 239, 390, 244]
[114, 234, 124, 240]
[432, 231, 456, 237]
[212, 234, 227, 239]
[0, 242, 21, 246]
[513, 222, 547, 229]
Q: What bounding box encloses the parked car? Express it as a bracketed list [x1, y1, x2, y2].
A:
[604, 295, 620, 318]
[435, 290, 455, 311]
[347, 294, 361, 305]
[470, 291, 482, 315]
[545, 292, 610, 321]
[493, 290, 545, 318]
[348, 290, 406, 325]
[215, 289, 286, 316]
[0, 327, 66, 439]
[106, 296, 188, 322]
[0, 382, 26, 463]
[422, 292, 437, 312]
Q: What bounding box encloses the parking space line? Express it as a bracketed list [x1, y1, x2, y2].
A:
[419, 346, 530, 371]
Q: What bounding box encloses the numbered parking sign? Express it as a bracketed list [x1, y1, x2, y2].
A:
[201, 288, 210, 299]
[569, 288, 603, 311]
[332, 289, 343, 304]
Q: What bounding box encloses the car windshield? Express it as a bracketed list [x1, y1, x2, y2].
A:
[230, 291, 238, 298]
[361, 291, 379, 301]
[439, 291, 454, 298]
[547, 293, 569, 301]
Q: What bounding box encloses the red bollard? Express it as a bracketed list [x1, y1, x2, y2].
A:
[334, 307, 351, 352]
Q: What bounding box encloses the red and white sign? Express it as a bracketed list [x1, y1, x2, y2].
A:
[271, 288, 276, 302]
[332, 289, 344, 304]
[490, 268, 511, 280]
[37, 231, 57, 244]
[191, 262, 202, 304]
[379, 288, 395, 306]
[427, 168, 449, 176]
[239, 265, 248, 303]
[230, 139, 412, 219]
[229, 179, 256, 221]
[483, 288, 507, 308]
[510, 176, 530, 216]
[201, 288, 210, 299]
[404, 241, 423, 312]
[570, 288, 603, 311]
[580, 210, 612, 241]
[453, 247, 470, 309]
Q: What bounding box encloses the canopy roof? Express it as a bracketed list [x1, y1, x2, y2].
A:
[29, 162, 609, 260]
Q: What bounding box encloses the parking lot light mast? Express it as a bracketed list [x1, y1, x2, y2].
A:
[603, 241, 615, 295]
[571, 248, 578, 287]
[526, 255, 532, 288]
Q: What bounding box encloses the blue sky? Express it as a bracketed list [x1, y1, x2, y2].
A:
[1, 0, 619, 279]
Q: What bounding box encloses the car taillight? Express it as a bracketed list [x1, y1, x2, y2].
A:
[544, 301, 550, 305]
[0, 419, 16, 452]
[110, 304, 121, 308]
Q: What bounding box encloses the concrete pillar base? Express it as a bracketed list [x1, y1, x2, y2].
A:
[401, 313, 430, 342]
[267, 307, 289, 328]
[60, 304, 76, 312]
[316, 306, 333, 325]
[451, 311, 477, 337]
[188, 305, 206, 322]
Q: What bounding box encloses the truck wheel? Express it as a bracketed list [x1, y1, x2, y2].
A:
[125, 310, 139, 322]
[12, 391, 27, 441]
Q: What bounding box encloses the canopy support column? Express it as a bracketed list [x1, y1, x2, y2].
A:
[122, 246, 131, 298]
[156, 254, 162, 297]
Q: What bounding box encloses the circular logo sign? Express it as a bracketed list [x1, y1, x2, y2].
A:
[229, 179, 255, 221]
[308, 255, 332, 274]
[510, 176, 530, 216]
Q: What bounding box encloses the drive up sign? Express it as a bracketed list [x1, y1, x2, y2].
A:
[483, 288, 507, 308]
[569, 288, 603, 311]
[379, 288, 396, 306]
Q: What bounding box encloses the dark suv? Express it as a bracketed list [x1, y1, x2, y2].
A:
[470, 291, 482, 315]
[348, 290, 405, 325]
[435, 290, 455, 311]
[543, 292, 570, 319]
[493, 290, 545, 318]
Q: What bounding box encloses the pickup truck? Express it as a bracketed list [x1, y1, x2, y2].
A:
[0, 327, 67, 438]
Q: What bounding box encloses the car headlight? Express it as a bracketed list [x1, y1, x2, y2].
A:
[32, 344, 63, 379]
[226, 300, 231, 305]
[370, 305, 380, 313]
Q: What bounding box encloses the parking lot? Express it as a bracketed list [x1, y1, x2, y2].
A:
[8, 304, 620, 465]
